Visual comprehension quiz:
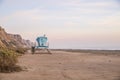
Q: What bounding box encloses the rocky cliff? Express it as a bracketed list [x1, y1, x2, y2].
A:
[0, 26, 33, 49]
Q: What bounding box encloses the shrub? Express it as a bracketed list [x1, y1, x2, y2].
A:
[0, 48, 21, 72]
[15, 48, 27, 54]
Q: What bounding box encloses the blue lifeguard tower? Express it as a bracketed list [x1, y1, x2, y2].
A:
[32, 34, 51, 54]
[36, 34, 49, 48]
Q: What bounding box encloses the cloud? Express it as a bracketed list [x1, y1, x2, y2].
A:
[1, 0, 120, 37]
[0, 0, 120, 49]
[60, 0, 114, 7]
[87, 12, 120, 27]
[1, 6, 120, 30]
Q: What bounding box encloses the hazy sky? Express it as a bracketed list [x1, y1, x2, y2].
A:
[0, 0, 120, 49]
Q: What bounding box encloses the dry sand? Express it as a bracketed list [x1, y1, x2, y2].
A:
[0, 50, 120, 80]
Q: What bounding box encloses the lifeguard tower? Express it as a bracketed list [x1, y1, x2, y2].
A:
[32, 35, 51, 54]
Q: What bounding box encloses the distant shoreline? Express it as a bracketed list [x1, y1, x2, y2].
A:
[50, 49, 120, 55]
[51, 49, 120, 51]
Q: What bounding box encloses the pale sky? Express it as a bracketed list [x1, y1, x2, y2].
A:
[0, 0, 120, 49]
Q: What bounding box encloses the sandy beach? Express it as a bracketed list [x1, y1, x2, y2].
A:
[0, 50, 120, 80]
